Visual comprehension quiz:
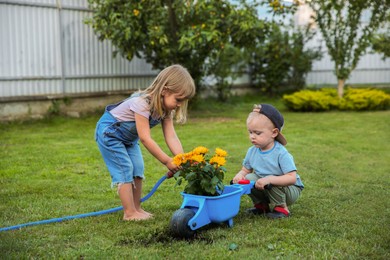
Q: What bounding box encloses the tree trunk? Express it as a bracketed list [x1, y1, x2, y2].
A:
[337, 79, 345, 98]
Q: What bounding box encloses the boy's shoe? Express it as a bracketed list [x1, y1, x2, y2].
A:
[266, 206, 290, 219]
[246, 208, 265, 215]
[246, 203, 269, 215]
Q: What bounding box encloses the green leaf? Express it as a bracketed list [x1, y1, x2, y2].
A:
[203, 164, 213, 172]
[229, 243, 238, 251]
[211, 176, 219, 186]
[267, 243, 275, 251]
[185, 172, 197, 181]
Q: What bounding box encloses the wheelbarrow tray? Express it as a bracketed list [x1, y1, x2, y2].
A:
[180, 185, 249, 230]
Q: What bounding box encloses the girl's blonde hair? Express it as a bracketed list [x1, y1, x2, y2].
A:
[140, 64, 196, 123]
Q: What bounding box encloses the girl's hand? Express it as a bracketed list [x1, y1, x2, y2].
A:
[165, 160, 179, 173]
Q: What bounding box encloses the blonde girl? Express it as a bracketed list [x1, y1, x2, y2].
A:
[95, 64, 196, 220]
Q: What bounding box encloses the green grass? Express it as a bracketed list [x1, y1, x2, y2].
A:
[1, 96, 389, 259]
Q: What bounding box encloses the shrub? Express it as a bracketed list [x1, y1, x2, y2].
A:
[340, 88, 390, 111]
[283, 88, 390, 112]
[282, 89, 338, 111]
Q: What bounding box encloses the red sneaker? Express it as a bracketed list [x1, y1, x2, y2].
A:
[266, 206, 290, 219]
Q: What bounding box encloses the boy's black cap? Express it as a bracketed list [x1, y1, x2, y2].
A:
[256, 104, 287, 145]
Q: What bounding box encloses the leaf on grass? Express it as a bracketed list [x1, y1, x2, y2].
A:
[267, 243, 275, 251]
[229, 243, 238, 251]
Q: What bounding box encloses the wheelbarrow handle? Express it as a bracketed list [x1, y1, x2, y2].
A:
[230, 179, 272, 190]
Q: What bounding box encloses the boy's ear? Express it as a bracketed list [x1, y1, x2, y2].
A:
[272, 128, 279, 138]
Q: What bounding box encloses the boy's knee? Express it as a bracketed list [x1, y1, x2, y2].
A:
[245, 173, 258, 181]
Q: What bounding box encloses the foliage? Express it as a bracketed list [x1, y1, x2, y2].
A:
[306, 0, 389, 97]
[283, 87, 390, 111]
[371, 33, 390, 59]
[203, 44, 246, 101]
[370, 7, 390, 59]
[172, 146, 228, 196]
[85, 0, 321, 99]
[85, 0, 265, 95]
[249, 22, 321, 96]
[47, 100, 61, 115]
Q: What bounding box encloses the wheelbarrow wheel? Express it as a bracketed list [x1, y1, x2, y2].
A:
[169, 208, 196, 239]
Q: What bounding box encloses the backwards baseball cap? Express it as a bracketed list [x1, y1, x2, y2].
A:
[254, 104, 287, 145]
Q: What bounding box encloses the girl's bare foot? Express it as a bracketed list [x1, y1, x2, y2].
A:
[123, 211, 152, 221]
[138, 208, 153, 217]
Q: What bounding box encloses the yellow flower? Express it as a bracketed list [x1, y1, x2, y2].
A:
[190, 154, 205, 163]
[209, 156, 226, 167]
[173, 153, 185, 166]
[192, 146, 209, 155]
[215, 148, 228, 157]
[184, 152, 193, 161]
[133, 9, 140, 16]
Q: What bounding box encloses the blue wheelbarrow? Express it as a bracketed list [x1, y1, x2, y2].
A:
[169, 180, 263, 238]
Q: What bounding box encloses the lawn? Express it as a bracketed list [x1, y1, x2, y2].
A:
[0, 96, 389, 259]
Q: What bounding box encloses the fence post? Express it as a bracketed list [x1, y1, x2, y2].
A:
[57, 0, 66, 95]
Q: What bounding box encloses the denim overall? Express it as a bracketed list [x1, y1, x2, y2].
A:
[95, 94, 161, 187]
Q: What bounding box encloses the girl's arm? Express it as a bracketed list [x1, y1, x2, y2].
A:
[255, 171, 297, 190]
[161, 117, 184, 155]
[135, 113, 179, 171]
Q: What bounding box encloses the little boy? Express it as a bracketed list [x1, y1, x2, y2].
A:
[232, 104, 304, 218]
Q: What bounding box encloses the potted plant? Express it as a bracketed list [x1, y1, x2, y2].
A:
[172, 146, 228, 196]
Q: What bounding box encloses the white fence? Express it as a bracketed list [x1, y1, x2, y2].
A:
[306, 33, 390, 86]
[1, 0, 389, 101]
[0, 0, 157, 100]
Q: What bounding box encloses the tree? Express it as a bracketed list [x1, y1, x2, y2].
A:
[306, 0, 389, 98]
[85, 0, 265, 96]
[249, 22, 321, 96]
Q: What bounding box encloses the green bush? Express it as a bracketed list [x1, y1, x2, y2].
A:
[283, 88, 390, 111]
[249, 23, 321, 96]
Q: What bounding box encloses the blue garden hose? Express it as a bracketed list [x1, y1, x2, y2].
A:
[0, 174, 168, 232]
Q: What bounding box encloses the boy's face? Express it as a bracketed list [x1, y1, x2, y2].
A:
[247, 114, 279, 151]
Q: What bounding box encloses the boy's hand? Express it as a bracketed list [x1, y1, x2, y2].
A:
[232, 172, 245, 184]
[255, 178, 271, 190]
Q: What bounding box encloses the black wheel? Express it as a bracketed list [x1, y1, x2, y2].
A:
[169, 208, 196, 239]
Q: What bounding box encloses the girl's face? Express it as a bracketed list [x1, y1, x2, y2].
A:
[161, 90, 187, 112]
[247, 115, 278, 151]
